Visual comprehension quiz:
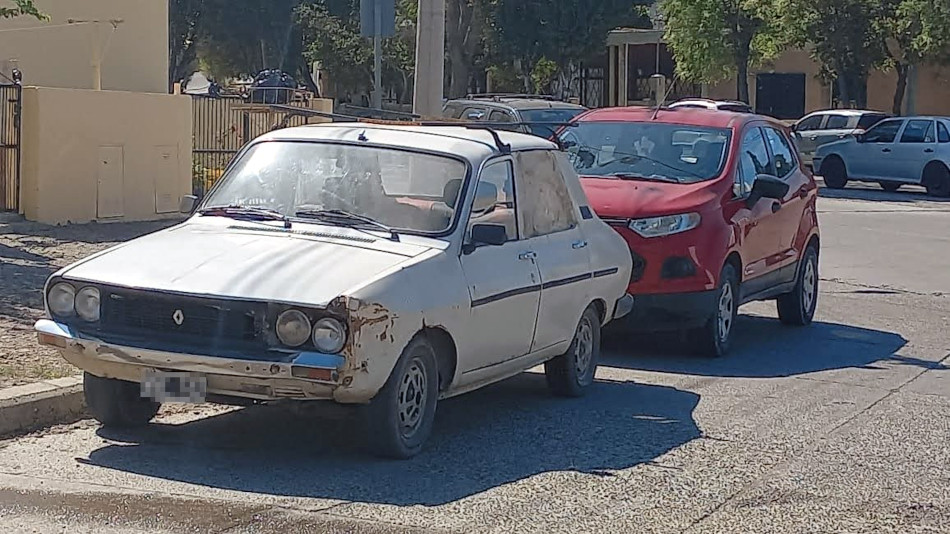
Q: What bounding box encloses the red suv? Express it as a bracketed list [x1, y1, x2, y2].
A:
[559, 107, 820, 356]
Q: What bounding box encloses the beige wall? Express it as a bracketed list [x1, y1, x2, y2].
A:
[0, 0, 168, 93]
[20, 87, 192, 224]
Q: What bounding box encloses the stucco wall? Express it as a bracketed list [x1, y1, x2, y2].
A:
[20, 87, 192, 224]
[0, 0, 168, 93]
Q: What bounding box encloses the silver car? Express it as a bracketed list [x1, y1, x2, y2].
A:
[812, 116, 950, 197]
[792, 109, 889, 167]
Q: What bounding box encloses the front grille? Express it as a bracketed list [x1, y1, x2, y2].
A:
[89, 288, 268, 356]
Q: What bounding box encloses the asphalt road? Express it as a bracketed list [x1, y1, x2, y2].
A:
[1, 182, 948, 533]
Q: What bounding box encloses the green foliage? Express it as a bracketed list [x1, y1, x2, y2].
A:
[0, 0, 48, 20]
[661, 0, 788, 102]
[531, 57, 559, 93]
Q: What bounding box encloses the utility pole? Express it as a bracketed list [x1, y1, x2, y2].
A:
[373, 0, 383, 109]
[413, 0, 445, 118]
[361, 0, 394, 110]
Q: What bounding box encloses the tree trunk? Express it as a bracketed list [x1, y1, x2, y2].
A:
[736, 61, 749, 104]
[892, 62, 908, 115]
[833, 58, 850, 107]
[446, 0, 469, 98]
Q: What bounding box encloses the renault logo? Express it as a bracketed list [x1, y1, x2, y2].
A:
[172, 309, 185, 326]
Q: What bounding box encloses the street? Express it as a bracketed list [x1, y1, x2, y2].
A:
[1, 183, 948, 533]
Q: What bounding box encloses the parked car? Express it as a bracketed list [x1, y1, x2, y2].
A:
[668, 98, 754, 114]
[442, 94, 587, 139]
[791, 109, 890, 167]
[559, 106, 820, 357]
[813, 116, 950, 196]
[35, 124, 633, 459]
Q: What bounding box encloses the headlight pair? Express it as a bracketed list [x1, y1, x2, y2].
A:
[275, 309, 346, 353]
[48, 282, 100, 322]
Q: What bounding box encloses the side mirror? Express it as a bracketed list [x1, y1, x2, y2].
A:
[746, 175, 790, 208]
[180, 195, 198, 214]
[854, 132, 866, 143]
[463, 224, 508, 254]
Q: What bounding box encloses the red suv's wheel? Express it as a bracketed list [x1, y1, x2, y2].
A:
[692, 264, 739, 358]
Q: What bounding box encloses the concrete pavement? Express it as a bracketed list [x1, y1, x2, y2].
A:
[1, 184, 948, 533]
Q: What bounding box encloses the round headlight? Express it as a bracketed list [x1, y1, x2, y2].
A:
[75, 287, 101, 322]
[276, 309, 311, 347]
[48, 282, 76, 317]
[312, 318, 346, 353]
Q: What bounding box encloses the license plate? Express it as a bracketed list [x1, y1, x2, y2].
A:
[141, 369, 207, 403]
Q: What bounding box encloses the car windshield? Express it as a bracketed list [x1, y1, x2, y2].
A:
[559, 121, 732, 183]
[521, 108, 584, 138]
[202, 141, 468, 235]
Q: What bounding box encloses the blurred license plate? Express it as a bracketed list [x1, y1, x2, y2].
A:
[141, 370, 207, 403]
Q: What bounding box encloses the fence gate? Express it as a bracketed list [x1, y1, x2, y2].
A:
[0, 82, 21, 212]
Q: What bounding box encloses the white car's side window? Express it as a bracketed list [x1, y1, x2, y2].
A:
[466, 160, 518, 243]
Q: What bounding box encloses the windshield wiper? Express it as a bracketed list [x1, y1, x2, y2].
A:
[295, 209, 399, 241]
[199, 205, 292, 228]
[609, 172, 681, 183]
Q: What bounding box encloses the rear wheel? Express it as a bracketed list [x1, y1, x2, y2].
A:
[777, 245, 819, 326]
[880, 181, 901, 193]
[924, 163, 950, 198]
[692, 264, 739, 358]
[821, 157, 848, 189]
[83, 373, 160, 428]
[545, 306, 601, 397]
[361, 336, 439, 459]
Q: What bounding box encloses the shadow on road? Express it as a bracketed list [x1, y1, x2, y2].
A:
[603, 315, 918, 378]
[82, 374, 701, 506]
[816, 181, 949, 204]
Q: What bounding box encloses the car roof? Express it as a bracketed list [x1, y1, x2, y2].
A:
[574, 106, 770, 129]
[804, 109, 887, 117]
[672, 98, 749, 107]
[259, 123, 558, 159]
[447, 96, 586, 111]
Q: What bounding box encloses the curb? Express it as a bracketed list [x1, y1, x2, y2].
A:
[0, 375, 86, 438]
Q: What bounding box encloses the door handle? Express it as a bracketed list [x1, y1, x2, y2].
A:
[572, 240, 588, 250]
[518, 251, 537, 261]
[882, 148, 892, 153]
[925, 148, 935, 153]
[771, 202, 782, 213]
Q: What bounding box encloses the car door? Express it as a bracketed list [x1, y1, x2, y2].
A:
[893, 119, 937, 183]
[513, 149, 591, 353]
[793, 113, 827, 158]
[459, 159, 541, 371]
[764, 126, 816, 279]
[813, 113, 854, 150]
[728, 125, 787, 297]
[849, 118, 904, 180]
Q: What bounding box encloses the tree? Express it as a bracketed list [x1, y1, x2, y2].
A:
[1, 0, 47, 20]
[660, 0, 787, 103]
[786, 0, 887, 108]
[878, 0, 950, 114]
[446, 0, 489, 98]
[169, 0, 204, 90]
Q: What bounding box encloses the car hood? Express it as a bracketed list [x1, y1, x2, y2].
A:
[58, 219, 436, 306]
[579, 177, 719, 219]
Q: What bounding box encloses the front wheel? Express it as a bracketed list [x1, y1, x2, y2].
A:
[83, 373, 160, 428]
[777, 246, 819, 326]
[821, 158, 848, 189]
[692, 263, 739, 358]
[545, 305, 601, 397]
[360, 336, 439, 459]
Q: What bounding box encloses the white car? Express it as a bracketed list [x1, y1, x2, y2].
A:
[35, 124, 634, 458]
[813, 116, 950, 197]
[668, 98, 754, 114]
[791, 109, 889, 167]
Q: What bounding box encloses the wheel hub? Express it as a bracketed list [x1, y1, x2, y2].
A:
[718, 282, 734, 342]
[574, 317, 594, 377]
[397, 359, 427, 437]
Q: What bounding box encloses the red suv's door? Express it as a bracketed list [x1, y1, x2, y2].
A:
[728, 125, 790, 297]
[762, 126, 817, 274]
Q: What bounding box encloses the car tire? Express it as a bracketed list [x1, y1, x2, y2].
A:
[880, 181, 901, 193]
[360, 336, 439, 459]
[821, 157, 848, 189]
[693, 263, 739, 358]
[924, 164, 950, 198]
[83, 372, 160, 428]
[545, 305, 601, 398]
[777, 245, 819, 326]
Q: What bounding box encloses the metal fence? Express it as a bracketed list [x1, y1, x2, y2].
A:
[191, 90, 315, 198]
[0, 82, 21, 212]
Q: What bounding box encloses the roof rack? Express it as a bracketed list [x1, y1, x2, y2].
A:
[464, 93, 558, 102]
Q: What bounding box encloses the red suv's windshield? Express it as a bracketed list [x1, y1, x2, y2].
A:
[560, 121, 732, 184]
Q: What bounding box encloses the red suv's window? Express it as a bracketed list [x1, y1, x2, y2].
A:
[560, 122, 732, 184]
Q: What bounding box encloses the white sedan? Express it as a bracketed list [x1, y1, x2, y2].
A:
[813, 116, 950, 197]
[35, 124, 633, 458]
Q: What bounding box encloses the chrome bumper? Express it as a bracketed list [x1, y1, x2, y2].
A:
[613, 294, 635, 320]
[35, 319, 347, 401]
